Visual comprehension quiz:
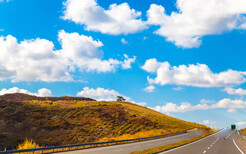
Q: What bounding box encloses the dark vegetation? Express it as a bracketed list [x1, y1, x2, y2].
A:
[0, 93, 209, 150]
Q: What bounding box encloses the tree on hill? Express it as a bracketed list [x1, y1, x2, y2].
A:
[117, 96, 126, 102]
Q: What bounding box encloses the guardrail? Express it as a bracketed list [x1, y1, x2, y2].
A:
[0, 131, 186, 154]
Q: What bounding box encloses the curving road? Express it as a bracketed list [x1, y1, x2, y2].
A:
[56, 128, 246, 154]
[160, 128, 246, 154]
[56, 131, 201, 154]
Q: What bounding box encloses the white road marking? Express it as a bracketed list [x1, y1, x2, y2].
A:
[160, 129, 223, 154]
[237, 131, 240, 135]
[203, 150, 206, 153]
[208, 147, 210, 149]
[225, 131, 234, 140]
[233, 139, 244, 154]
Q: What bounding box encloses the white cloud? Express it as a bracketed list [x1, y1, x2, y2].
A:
[224, 87, 246, 95]
[200, 99, 216, 104]
[227, 108, 237, 113]
[59, 30, 134, 73]
[62, 0, 147, 35]
[147, 0, 246, 48]
[202, 120, 216, 125]
[0, 31, 135, 82]
[235, 121, 246, 126]
[121, 54, 136, 69]
[77, 87, 146, 106]
[172, 87, 184, 91]
[0, 87, 52, 97]
[0, 34, 72, 82]
[153, 98, 246, 113]
[144, 85, 155, 92]
[121, 38, 128, 45]
[77, 87, 129, 101]
[141, 58, 161, 73]
[142, 59, 246, 88]
[37, 88, 52, 97]
[153, 102, 197, 113]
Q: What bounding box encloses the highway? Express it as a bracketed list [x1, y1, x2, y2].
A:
[56, 131, 202, 154]
[160, 128, 246, 154]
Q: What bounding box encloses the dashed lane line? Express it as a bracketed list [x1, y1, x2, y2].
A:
[225, 131, 234, 140]
[160, 129, 223, 154]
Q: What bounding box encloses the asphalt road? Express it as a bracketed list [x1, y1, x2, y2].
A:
[160, 128, 246, 154]
[56, 131, 202, 154]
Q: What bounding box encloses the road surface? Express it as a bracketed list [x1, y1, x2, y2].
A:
[160, 128, 246, 154]
[56, 131, 201, 154]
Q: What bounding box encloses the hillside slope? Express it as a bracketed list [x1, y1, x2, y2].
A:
[0, 93, 208, 150]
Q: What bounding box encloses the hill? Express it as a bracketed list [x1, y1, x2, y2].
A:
[241, 128, 246, 135]
[0, 93, 209, 150]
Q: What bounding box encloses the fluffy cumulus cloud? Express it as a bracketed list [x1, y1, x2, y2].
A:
[144, 85, 155, 92]
[147, 0, 246, 48]
[224, 87, 246, 95]
[142, 59, 246, 88]
[235, 121, 246, 126]
[202, 120, 216, 125]
[121, 54, 136, 69]
[153, 102, 209, 113]
[153, 98, 246, 114]
[62, 0, 147, 35]
[0, 31, 135, 82]
[77, 87, 146, 106]
[0, 87, 52, 97]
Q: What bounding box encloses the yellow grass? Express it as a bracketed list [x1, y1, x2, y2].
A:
[241, 128, 246, 135]
[1, 96, 209, 150]
[17, 138, 40, 150]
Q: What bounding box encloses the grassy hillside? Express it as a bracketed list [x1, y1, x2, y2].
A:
[241, 128, 246, 135]
[0, 93, 209, 150]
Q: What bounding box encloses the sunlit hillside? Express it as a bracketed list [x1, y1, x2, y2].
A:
[241, 128, 246, 135]
[0, 93, 209, 150]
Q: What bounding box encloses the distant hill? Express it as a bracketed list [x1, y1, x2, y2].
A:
[0, 93, 208, 150]
[0, 93, 95, 101]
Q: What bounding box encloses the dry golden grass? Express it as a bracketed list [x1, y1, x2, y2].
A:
[17, 138, 40, 150]
[241, 128, 246, 135]
[0, 94, 209, 150]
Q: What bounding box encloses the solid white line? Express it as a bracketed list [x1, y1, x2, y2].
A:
[233, 139, 244, 154]
[160, 129, 223, 154]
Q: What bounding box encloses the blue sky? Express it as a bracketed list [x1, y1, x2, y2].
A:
[0, 0, 246, 128]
